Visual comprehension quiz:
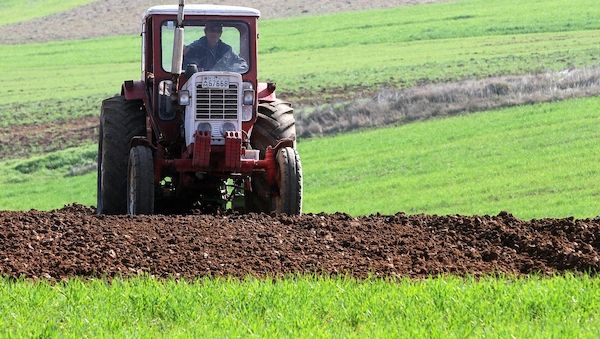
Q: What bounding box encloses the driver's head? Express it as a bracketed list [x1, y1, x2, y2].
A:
[204, 22, 223, 47]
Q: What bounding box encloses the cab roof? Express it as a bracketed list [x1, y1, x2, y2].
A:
[143, 4, 261, 20]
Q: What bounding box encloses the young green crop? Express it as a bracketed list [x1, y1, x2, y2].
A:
[0, 145, 97, 210]
[1, 0, 599, 216]
[0, 0, 93, 26]
[300, 96, 600, 218]
[260, 0, 600, 53]
[0, 275, 598, 337]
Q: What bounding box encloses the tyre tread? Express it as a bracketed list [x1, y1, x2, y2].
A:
[97, 95, 145, 214]
[127, 146, 154, 215]
[246, 100, 297, 213]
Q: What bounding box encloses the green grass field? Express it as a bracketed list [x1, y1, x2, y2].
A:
[1, 1, 600, 336]
[0, 0, 93, 26]
[2, 96, 599, 220]
[0, 144, 96, 210]
[1, 0, 599, 125]
[1, 275, 598, 337]
[2, 0, 592, 211]
[301, 96, 600, 218]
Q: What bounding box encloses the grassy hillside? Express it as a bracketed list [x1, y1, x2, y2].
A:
[301, 96, 600, 218]
[2, 96, 599, 219]
[0, 0, 93, 26]
[0, 144, 96, 210]
[2, 0, 600, 217]
[1, 0, 599, 125]
[2, 275, 599, 337]
[261, 0, 600, 51]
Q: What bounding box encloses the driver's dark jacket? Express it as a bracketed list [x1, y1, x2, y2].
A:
[183, 37, 232, 70]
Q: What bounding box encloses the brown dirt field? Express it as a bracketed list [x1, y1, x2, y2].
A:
[0, 116, 98, 160]
[1, 205, 598, 280]
[0, 0, 441, 44]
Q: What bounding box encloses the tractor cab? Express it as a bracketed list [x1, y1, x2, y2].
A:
[139, 5, 260, 135]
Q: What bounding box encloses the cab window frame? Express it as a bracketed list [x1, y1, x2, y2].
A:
[159, 19, 251, 75]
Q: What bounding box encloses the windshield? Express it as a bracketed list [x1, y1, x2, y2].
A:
[161, 20, 250, 74]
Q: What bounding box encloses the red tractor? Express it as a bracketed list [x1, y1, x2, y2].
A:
[97, 2, 302, 215]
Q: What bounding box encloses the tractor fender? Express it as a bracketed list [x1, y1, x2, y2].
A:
[272, 138, 295, 153]
[129, 136, 155, 150]
[257, 82, 277, 101]
[121, 80, 146, 101]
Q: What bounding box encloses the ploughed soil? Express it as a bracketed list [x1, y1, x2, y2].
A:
[0, 116, 98, 160]
[1, 205, 598, 280]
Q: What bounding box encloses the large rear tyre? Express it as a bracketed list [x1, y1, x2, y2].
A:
[97, 96, 145, 214]
[274, 147, 302, 215]
[251, 99, 297, 155]
[246, 99, 298, 213]
[127, 146, 155, 215]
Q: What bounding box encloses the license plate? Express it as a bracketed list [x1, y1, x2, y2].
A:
[201, 76, 229, 89]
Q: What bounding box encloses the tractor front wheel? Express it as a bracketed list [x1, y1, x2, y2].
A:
[127, 145, 155, 215]
[246, 99, 299, 213]
[273, 147, 303, 215]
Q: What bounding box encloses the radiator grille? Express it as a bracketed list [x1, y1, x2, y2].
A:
[196, 84, 239, 120]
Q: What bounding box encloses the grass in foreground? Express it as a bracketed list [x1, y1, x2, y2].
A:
[1, 96, 599, 219]
[0, 275, 598, 337]
[0, 0, 93, 26]
[1, 0, 599, 125]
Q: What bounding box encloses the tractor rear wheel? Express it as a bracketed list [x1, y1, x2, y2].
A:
[246, 99, 299, 214]
[274, 147, 303, 215]
[250, 99, 297, 156]
[97, 96, 145, 214]
[127, 145, 155, 215]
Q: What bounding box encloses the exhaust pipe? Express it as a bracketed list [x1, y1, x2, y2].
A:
[171, 0, 185, 76]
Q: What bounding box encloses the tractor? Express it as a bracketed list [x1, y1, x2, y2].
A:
[97, 2, 302, 215]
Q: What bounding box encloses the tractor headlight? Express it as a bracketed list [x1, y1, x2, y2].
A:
[242, 82, 254, 106]
[221, 122, 237, 135]
[197, 122, 211, 133]
[178, 90, 190, 106]
[242, 105, 253, 121]
[243, 89, 255, 105]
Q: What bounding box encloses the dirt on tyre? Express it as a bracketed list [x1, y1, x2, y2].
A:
[97, 95, 146, 215]
[127, 145, 154, 215]
[246, 99, 298, 213]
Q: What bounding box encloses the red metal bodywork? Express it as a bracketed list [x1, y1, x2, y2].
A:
[122, 11, 280, 189]
[121, 80, 145, 101]
[192, 131, 211, 169]
[257, 82, 277, 101]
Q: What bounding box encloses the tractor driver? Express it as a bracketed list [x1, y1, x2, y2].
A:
[183, 22, 248, 73]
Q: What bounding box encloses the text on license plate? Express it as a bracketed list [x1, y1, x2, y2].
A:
[201, 76, 229, 89]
